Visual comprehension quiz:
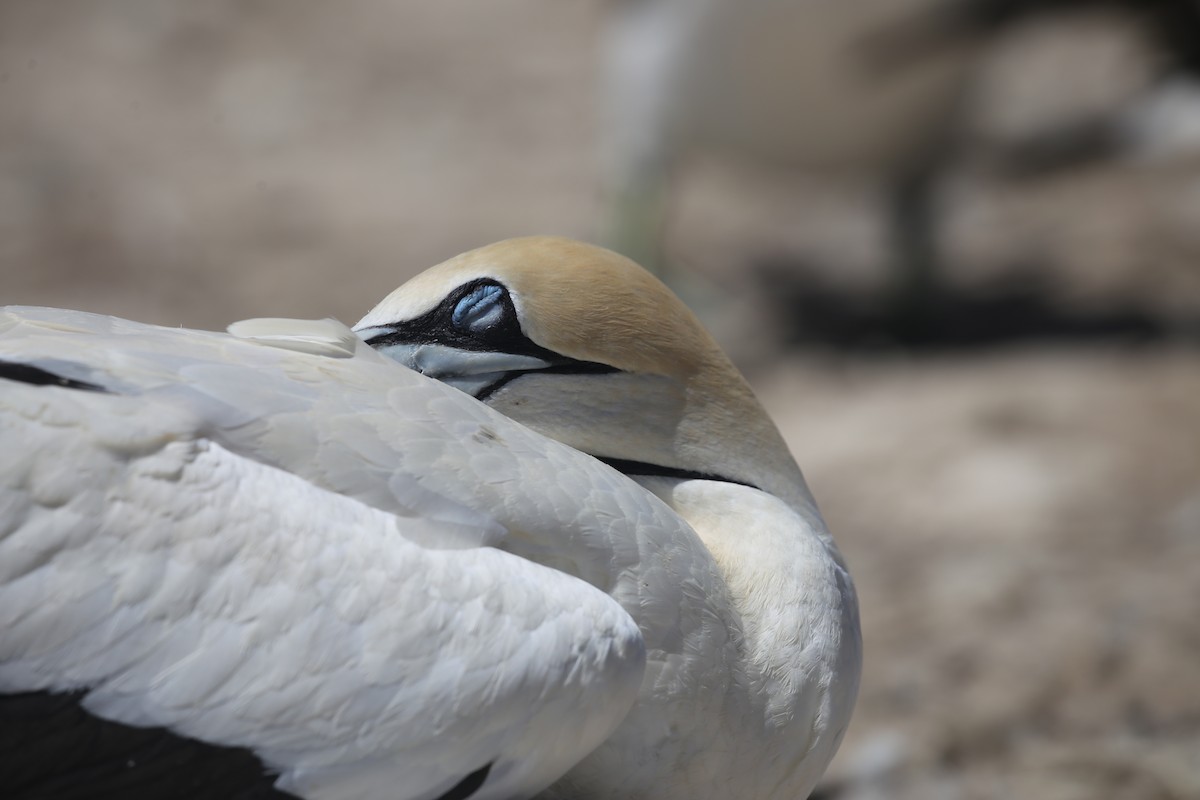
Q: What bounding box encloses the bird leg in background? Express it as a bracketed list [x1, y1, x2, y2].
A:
[886, 159, 945, 340]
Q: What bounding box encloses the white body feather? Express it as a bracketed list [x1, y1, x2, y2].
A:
[0, 309, 688, 798]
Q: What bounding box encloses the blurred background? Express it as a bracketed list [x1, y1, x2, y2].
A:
[2, 1, 1198, 797]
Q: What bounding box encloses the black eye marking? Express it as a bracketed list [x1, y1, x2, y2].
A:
[364, 279, 552, 359]
[363, 277, 621, 397]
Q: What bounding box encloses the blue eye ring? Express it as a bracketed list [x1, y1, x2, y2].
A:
[452, 284, 506, 332]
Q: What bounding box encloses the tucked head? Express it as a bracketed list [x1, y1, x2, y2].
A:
[355, 236, 808, 507]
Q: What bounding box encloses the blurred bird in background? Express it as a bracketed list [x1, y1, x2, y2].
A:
[600, 0, 976, 335]
[598, 0, 1200, 344]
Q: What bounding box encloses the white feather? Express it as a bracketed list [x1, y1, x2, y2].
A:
[0, 307, 684, 799]
[227, 316, 362, 358]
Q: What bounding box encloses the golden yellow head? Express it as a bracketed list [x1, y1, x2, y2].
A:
[356, 236, 809, 508]
[357, 236, 723, 380]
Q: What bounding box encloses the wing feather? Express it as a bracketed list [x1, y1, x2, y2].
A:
[0, 308, 660, 799]
[0, 306, 744, 797]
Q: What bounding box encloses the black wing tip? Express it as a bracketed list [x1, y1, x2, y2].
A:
[435, 762, 493, 800]
[0, 361, 108, 393]
[0, 690, 297, 800]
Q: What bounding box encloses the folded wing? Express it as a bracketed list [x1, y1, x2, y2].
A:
[0, 307, 662, 800]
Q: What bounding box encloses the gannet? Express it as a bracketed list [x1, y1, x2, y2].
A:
[0, 236, 860, 799]
[599, 0, 979, 308]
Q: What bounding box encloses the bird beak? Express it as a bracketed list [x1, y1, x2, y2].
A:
[355, 327, 555, 397]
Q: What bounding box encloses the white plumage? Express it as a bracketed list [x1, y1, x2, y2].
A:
[0, 237, 859, 799]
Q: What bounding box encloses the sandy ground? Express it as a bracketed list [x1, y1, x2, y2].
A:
[2, 2, 1198, 798]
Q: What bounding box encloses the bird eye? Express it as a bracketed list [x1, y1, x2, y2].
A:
[452, 284, 507, 333]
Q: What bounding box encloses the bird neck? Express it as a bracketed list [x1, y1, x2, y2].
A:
[634, 475, 861, 800]
[484, 365, 818, 515]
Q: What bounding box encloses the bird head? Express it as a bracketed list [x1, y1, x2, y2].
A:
[355, 236, 810, 508]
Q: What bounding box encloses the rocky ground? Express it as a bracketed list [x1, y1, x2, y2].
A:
[773, 349, 1200, 799]
[2, 2, 1198, 798]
